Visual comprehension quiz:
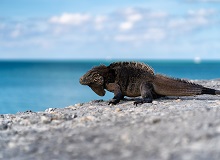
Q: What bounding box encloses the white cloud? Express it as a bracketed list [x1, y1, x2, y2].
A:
[167, 9, 213, 33]
[119, 13, 142, 31]
[188, 8, 216, 16]
[49, 13, 91, 25]
[114, 34, 137, 42]
[118, 8, 168, 32]
[118, 7, 143, 31]
[1, 6, 219, 59]
[115, 28, 166, 42]
[2, 7, 215, 45]
[144, 28, 166, 41]
[119, 21, 134, 31]
[127, 13, 142, 22]
[95, 16, 107, 24]
[168, 18, 187, 28]
[10, 24, 22, 38]
[10, 29, 21, 38]
[94, 15, 107, 30]
[147, 11, 168, 19]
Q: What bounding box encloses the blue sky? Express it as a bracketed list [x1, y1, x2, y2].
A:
[1, 0, 220, 60]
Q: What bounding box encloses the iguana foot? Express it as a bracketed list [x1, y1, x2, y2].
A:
[108, 99, 120, 105]
[134, 98, 153, 106]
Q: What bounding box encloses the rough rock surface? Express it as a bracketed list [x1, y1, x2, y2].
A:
[1, 80, 220, 160]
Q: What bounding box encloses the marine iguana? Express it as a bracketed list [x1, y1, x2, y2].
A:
[79, 61, 220, 105]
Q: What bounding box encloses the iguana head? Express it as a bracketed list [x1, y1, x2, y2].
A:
[79, 65, 107, 96]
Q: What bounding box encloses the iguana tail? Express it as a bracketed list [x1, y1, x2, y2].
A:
[216, 90, 220, 95]
[202, 87, 220, 95]
[153, 74, 220, 96]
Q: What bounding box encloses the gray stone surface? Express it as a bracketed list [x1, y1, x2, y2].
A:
[1, 80, 220, 160]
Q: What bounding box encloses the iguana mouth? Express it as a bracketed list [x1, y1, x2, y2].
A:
[89, 85, 106, 96]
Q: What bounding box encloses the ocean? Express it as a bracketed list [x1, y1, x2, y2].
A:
[1, 60, 220, 114]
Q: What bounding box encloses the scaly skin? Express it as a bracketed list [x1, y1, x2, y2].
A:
[79, 62, 220, 105]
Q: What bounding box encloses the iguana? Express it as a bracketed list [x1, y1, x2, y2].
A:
[79, 61, 220, 105]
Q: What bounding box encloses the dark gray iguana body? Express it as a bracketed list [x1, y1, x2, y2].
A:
[79, 62, 220, 105]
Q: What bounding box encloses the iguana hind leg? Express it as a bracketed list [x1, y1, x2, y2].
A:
[134, 82, 153, 105]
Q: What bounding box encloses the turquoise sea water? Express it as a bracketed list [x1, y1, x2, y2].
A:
[1, 60, 220, 114]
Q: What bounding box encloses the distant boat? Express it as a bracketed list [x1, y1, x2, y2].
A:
[194, 57, 201, 64]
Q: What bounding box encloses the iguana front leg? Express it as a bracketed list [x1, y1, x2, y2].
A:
[134, 82, 153, 105]
[106, 83, 124, 105]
